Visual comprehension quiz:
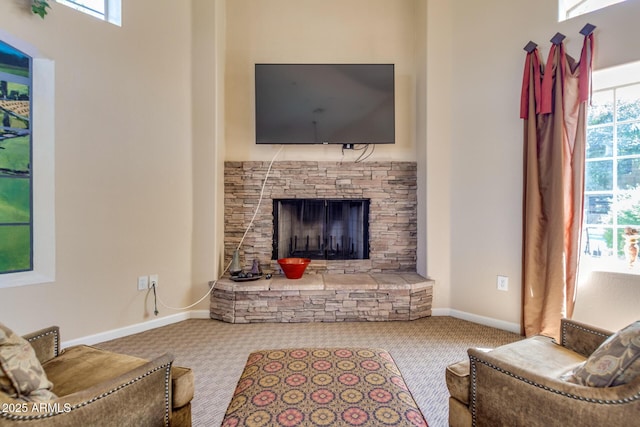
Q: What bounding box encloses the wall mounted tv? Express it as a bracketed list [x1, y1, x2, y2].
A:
[255, 64, 395, 145]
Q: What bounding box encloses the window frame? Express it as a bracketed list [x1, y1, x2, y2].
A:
[56, 0, 122, 26]
[0, 41, 33, 275]
[581, 62, 640, 275]
[559, 0, 628, 21]
[0, 32, 55, 289]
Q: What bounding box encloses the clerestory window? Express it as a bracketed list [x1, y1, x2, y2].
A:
[581, 61, 640, 274]
[559, 0, 628, 21]
[57, 0, 121, 26]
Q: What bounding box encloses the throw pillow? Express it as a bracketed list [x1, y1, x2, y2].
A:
[563, 320, 640, 387]
[0, 322, 57, 402]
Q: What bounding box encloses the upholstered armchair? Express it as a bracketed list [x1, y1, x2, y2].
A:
[0, 325, 193, 427]
[446, 318, 640, 427]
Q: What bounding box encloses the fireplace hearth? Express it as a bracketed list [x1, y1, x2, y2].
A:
[211, 273, 434, 323]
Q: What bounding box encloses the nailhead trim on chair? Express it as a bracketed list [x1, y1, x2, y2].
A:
[470, 357, 479, 427]
[469, 355, 640, 427]
[164, 362, 171, 427]
[469, 354, 640, 404]
[561, 321, 610, 347]
[26, 328, 60, 357]
[0, 362, 173, 426]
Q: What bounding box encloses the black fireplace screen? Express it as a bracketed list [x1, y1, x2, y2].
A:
[273, 199, 370, 260]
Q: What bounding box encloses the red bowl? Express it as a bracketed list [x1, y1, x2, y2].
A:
[277, 258, 311, 279]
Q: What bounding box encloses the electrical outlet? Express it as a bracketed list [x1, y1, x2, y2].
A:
[149, 274, 158, 289]
[137, 276, 149, 291]
[497, 275, 509, 292]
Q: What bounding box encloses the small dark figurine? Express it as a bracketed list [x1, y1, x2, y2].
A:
[250, 259, 262, 275]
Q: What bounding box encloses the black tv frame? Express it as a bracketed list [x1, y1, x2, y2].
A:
[255, 63, 395, 145]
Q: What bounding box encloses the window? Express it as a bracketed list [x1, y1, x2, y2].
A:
[0, 31, 55, 289]
[559, 0, 628, 20]
[57, 0, 121, 26]
[0, 41, 32, 275]
[582, 61, 640, 274]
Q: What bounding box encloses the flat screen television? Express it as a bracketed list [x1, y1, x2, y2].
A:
[255, 64, 395, 145]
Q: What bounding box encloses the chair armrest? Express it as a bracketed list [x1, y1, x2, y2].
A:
[468, 348, 640, 427]
[23, 326, 60, 364]
[560, 318, 612, 357]
[0, 353, 174, 427]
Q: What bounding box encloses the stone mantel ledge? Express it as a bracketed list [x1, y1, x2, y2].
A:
[210, 273, 434, 323]
[214, 273, 431, 292]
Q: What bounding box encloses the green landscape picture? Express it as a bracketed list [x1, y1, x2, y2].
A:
[0, 40, 32, 273]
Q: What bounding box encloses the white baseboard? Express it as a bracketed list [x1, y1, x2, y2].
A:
[189, 310, 211, 319]
[61, 310, 210, 348]
[430, 308, 452, 317]
[432, 308, 521, 334]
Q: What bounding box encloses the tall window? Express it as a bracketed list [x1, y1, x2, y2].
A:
[0, 41, 32, 275]
[559, 0, 628, 20]
[57, 0, 121, 26]
[582, 62, 640, 274]
[0, 31, 55, 289]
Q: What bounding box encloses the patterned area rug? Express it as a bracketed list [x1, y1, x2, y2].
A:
[221, 348, 429, 426]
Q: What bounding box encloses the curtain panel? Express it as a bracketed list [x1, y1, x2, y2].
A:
[521, 34, 594, 340]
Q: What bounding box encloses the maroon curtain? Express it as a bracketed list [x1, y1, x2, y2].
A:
[520, 34, 594, 340]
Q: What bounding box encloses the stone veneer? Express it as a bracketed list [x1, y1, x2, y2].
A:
[210, 273, 433, 323]
[224, 161, 417, 274]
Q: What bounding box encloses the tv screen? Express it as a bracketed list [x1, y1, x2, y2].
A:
[255, 64, 395, 145]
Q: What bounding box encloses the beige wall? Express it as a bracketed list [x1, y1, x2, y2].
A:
[0, 1, 194, 339]
[224, 0, 419, 163]
[191, 0, 226, 309]
[423, 0, 453, 310]
[2, 0, 637, 341]
[447, 0, 640, 328]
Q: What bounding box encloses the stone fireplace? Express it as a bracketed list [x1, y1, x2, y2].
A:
[224, 161, 417, 274]
[214, 161, 431, 323]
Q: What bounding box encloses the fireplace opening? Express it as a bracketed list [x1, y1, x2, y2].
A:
[273, 199, 370, 260]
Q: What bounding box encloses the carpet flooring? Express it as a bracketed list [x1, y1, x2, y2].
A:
[95, 316, 522, 427]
